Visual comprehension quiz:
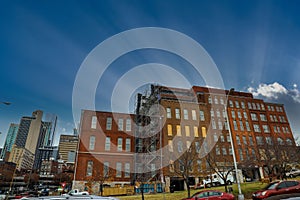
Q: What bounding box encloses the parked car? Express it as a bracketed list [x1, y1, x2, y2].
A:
[252, 180, 300, 199]
[286, 169, 300, 178]
[182, 190, 234, 200]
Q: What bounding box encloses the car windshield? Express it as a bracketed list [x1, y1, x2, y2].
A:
[265, 182, 279, 190]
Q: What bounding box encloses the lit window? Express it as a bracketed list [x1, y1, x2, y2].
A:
[176, 125, 181, 136]
[202, 127, 206, 138]
[194, 126, 199, 137]
[167, 124, 173, 136]
[185, 126, 190, 137]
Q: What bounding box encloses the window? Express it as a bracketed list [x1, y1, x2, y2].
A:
[236, 136, 241, 145]
[249, 136, 254, 145]
[199, 110, 205, 121]
[197, 160, 202, 172]
[235, 101, 240, 108]
[202, 127, 207, 138]
[262, 125, 270, 133]
[239, 149, 244, 161]
[270, 115, 274, 121]
[237, 111, 242, 119]
[213, 133, 218, 142]
[261, 104, 265, 110]
[273, 126, 278, 133]
[231, 110, 235, 118]
[241, 101, 245, 109]
[229, 100, 233, 107]
[125, 138, 131, 152]
[185, 126, 190, 137]
[167, 124, 173, 136]
[248, 102, 252, 109]
[286, 139, 292, 145]
[168, 140, 173, 152]
[216, 146, 220, 155]
[239, 121, 244, 131]
[91, 116, 97, 129]
[222, 109, 226, 118]
[220, 97, 224, 105]
[177, 141, 183, 152]
[86, 160, 93, 176]
[253, 124, 261, 132]
[175, 108, 180, 119]
[220, 135, 225, 142]
[218, 120, 223, 130]
[243, 136, 247, 145]
[208, 96, 212, 104]
[229, 147, 233, 155]
[260, 114, 267, 121]
[256, 136, 263, 145]
[245, 121, 251, 131]
[227, 135, 231, 142]
[222, 147, 227, 155]
[103, 162, 109, 176]
[126, 119, 131, 131]
[116, 162, 122, 177]
[118, 119, 123, 131]
[266, 137, 273, 145]
[277, 138, 284, 145]
[212, 119, 216, 129]
[166, 108, 172, 118]
[243, 112, 248, 119]
[256, 103, 261, 110]
[106, 117, 112, 130]
[186, 141, 191, 149]
[286, 127, 290, 133]
[195, 141, 200, 153]
[194, 126, 199, 137]
[125, 163, 130, 178]
[233, 120, 238, 131]
[251, 113, 258, 121]
[214, 96, 219, 104]
[105, 137, 110, 151]
[216, 109, 221, 117]
[183, 109, 188, 120]
[117, 138, 123, 151]
[192, 110, 197, 120]
[88, 135, 96, 150]
[176, 125, 181, 136]
[252, 103, 256, 110]
[210, 109, 214, 117]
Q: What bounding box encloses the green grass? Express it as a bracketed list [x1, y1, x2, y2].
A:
[116, 177, 300, 199]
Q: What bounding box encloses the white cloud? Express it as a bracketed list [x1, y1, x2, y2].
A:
[248, 82, 288, 99]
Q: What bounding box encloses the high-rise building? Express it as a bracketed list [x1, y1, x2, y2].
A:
[0, 123, 19, 161]
[25, 110, 43, 154]
[14, 117, 34, 148]
[58, 134, 78, 163]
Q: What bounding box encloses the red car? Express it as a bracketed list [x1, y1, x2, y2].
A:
[252, 180, 300, 199]
[182, 190, 234, 200]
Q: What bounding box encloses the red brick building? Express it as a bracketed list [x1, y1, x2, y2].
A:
[73, 110, 134, 193]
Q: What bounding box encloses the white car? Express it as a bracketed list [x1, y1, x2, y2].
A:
[286, 169, 300, 178]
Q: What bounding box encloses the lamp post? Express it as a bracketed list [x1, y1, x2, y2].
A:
[224, 88, 244, 200]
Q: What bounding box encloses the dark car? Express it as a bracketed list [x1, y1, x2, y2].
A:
[182, 190, 234, 200]
[252, 180, 300, 199]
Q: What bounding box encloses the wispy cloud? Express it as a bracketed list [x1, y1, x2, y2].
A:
[248, 82, 288, 99]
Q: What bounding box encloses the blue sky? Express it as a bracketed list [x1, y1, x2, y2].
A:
[1, 0, 300, 147]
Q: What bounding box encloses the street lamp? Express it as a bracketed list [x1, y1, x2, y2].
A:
[224, 88, 244, 200]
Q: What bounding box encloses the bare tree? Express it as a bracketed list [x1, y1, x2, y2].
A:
[205, 150, 234, 193]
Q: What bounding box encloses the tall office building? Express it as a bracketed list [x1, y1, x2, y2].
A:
[58, 134, 78, 163]
[14, 116, 34, 148]
[0, 123, 19, 161]
[25, 110, 43, 154]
